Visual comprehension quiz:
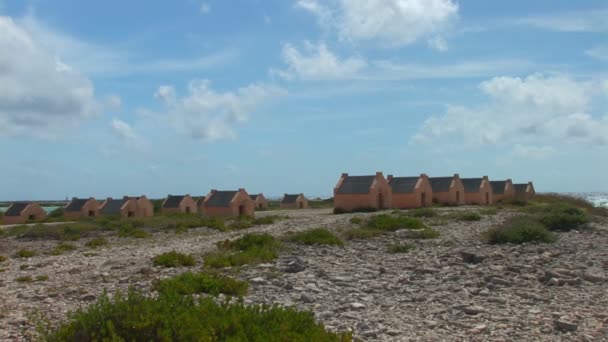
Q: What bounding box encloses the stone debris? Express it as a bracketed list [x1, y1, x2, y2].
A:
[1, 208, 607, 341]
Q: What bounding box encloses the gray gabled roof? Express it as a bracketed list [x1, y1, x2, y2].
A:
[196, 197, 206, 206]
[205, 191, 237, 207]
[281, 194, 300, 204]
[461, 178, 483, 193]
[513, 184, 528, 193]
[163, 195, 185, 209]
[65, 198, 89, 212]
[100, 198, 127, 215]
[490, 181, 506, 195]
[428, 177, 453, 192]
[337, 175, 375, 194]
[250, 194, 259, 200]
[5, 202, 30, 216]
[388, 177, 420, 194]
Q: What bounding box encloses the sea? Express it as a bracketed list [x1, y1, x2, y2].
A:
[568, 192, 608, 208]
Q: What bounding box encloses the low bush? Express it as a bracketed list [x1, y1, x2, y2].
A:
[387, 243, 414, 253]
[288, 228, 343, 246]
[483, 216, 556, 244]
[457, 212, 482, 221]
[40, 290, 352, 341]
[0, 255, 6, 262]
[407, 228, 440, 240]
[205, 234, 280, 268]
[366, 214, 425, 231]
[252, 215, 283, 225]
[153, 271, 248, 296]
[349, 217, 363, 224]
[7, 223, 97, 241]
[117, 224, 150, 238]
[15, 275, 33, 283]
[227, 219, 253, 230]
[536, 206, 589, 232]
[50, 243, 77, 256]
[343, 227, 384, 240]
[15, 249, 35, 258]
[407, 208, 438, 218]
[85, 237, 108, 248]
[479, 208, 498, 216]
[153, 251, 196, 268]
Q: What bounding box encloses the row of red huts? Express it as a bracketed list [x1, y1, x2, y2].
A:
[1, 191, 310, 225]
[333, 172, 535, 212]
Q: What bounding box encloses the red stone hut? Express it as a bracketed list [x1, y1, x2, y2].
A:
[461, 176, 494, 205]
[250, 194, 269, 210]
[64, 197, 100, 220]
[387, 174, 433, 209]
[333, 172, 392, 212]
[161, 194, 197, 214]
[428, 174, 465, 206]
[280, 193, 308, 209]
[99, 196, 153, 218]
[490, 179, 514, 203]
[513, 182, 536, 203]
[2, 202, 47, 225]
[201, 189, 255, 217]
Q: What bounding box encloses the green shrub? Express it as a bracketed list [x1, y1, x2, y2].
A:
[0, 255, 6, 263]
[407, 228, 440, 239]
[479, 208, 498, 216]
[407, 208, 438, 218]
[16, 275, 33, 283]
[15, 249, 35, 258]
[41, 290, 352, 341]
[288, 228, 343, 246]
[536, 206, 589, 231]
[349, 217, 363, 224]
[117, 224, 150, 238]
[7, 223, 97, 241]
[85, 237, 108, 248]
[483, 216, 556, 244]
[153, 271, 248, 296]
[227, 219, 253, 230]
[457, 212, 482, 221]
[252, 215, 283, 225]
[153, 251, 196, 268]
[36, 275, 49, 282]
[205, 234, 280, 268]
[387, 243, 414, 253]
[50, 243, 77, 256]
[366, 214, 425, 231]
[48, 208, 64, 218]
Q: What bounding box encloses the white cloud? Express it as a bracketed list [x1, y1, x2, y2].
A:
[413, 74, 608, 156]
[110, 118, 137, 142]
[104, 95, 122, 111]
[156, 80, 285, 142]
[0, 16, 99, 139]
[427, 35, 448, 52]
[296, 0, 458, 48]
[106, 118, 144, 155]
[18, 13, 236, 77]
[586, 45, 608, 61]
[515, 8, 608, 32]
[274, 42, 367, 80]
[511, 144, 556, 160]
[200, 3, 211, 13]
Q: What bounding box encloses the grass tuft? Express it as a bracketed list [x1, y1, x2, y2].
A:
[288, 228, 343, 246]
[0, 255, 7, 263]
[457, 212, 482, 221]
[205, 234, 280, 268]
[16, 275, 33, 283]
[153, 251, 196, 268]
[15, 249, 35, 258]
[407, 228, 440, 239]
[153, 271, 248, 296]
[50, 243, 77, 256]
[85, 237, 108, 248]
[387, 242, 414, 253]
[407, 208, 438, 218]
[349, 217, 363, 224]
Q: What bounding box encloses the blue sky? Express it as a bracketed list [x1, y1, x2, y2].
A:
[0, 0, 607, 200]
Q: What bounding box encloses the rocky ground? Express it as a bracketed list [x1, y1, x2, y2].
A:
[1, 208, 607, 341]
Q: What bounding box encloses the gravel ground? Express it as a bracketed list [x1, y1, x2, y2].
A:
[0, 208, 607, 341]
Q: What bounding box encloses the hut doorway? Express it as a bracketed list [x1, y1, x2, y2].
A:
[239, 204, 245, 216]
[456, 191, 460, 204]
[421, 192, 426, 207]
[299, 202, 303, 209]
[186, 207, 191, 214]
[88, 210, 95, 217]
[378, 193, 384, 209]
[28, 214, 36, 220]
[485, 193, 489, 205]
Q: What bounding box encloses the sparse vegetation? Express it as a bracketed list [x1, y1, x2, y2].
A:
[349, 216, 363, 224]
[479, 207, 498, 216]
[288, 228, 343, 246]
[50, 242, 77, 255]
[525, 204, 589, 232]
[483, 216, 556, 244]
[530, 193, 607, 216]
[366, 214, 426, 231]
[153, 271, 248, 296]
[153, 251, 196, 268]
[40, 290, 352, 341]
[15, 249, 35, 258]
[407, 208, 438, 218]
[35, 275, 49, 282]
[16, 275, 33, 283]
[117, 224, 150, 238]
[85, 237, 108, 248]
[456, 212, 482, 221]
[6, 223, 96, 241]
[407, 228, 440, 239]
[387, 242, 414, 253]
[0, 255, 6, 263]
[205, 234, 280, 268]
